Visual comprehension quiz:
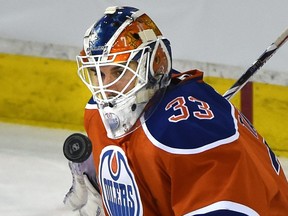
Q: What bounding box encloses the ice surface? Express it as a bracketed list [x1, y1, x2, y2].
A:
[0, 122, 287, 215]
[0, 122, 78, 216]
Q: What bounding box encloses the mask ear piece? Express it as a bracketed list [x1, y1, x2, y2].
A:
[150, 39, 172, 79]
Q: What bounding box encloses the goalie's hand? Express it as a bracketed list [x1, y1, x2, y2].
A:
[79, 175, 105, 216]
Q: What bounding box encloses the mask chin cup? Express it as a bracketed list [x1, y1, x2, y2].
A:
[98, 95, 147, 139]
[98, 86, 167, 139]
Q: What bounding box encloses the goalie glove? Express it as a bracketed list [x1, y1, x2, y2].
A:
[79, 175, 105, 216]
[63, 162, 88, 210]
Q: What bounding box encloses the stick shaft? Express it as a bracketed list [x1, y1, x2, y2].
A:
[223, 28, 288, 100]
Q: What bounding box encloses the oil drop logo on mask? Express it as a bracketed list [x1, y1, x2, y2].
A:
[105, 112, 120, 130]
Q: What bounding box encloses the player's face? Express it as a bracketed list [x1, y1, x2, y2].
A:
[88, 61, 138, 99]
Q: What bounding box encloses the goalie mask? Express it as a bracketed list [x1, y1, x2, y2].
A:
[77, 6, 172, 139]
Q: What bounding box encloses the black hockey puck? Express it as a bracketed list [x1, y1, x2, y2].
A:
[63, 133, 92, 163]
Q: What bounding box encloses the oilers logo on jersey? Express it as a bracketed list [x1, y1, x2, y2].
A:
[99, 146, 143, 216]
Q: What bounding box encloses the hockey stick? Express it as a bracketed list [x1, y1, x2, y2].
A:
[223, 28, 288, 100]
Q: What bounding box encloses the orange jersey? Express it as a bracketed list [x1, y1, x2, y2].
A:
[84, 70, 288, 215]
